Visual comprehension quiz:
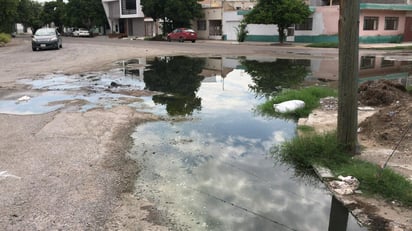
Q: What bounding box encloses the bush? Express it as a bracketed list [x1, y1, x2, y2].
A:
[235, 20, 248, 42]
[0, 33, 12, 45]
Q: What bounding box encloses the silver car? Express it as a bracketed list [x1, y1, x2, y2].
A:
[32, 28, 62, 51]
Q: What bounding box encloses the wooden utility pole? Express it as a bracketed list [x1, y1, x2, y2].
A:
[337, 0, 360, 154]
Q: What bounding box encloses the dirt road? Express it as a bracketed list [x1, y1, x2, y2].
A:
[2, 37, 332, 230]
[0, 36, 410, 230]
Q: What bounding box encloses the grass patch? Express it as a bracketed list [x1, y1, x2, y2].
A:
[275, 132, 412, 206]
[0, 33, 11, 44]
[297, 125, 315, 133]
[257, 86, 337, 119]
[306, 42, 338, 48]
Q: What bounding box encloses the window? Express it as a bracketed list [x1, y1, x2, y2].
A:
[385, 17, 399, 30]
[122, 0, 137, 14]
[295, 18, 313, 31]
[363, 17, 379, 30]
[360, 56, 376, 69]
[197, 20, 206, 31]
[125, 0, 136, 10]
[381, 59, 395, 68]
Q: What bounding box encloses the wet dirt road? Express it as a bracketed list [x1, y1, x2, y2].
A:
[0, 36, 388, 230]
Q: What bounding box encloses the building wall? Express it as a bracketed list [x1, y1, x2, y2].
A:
[197, 8, 223, 39]
[360, 10, 406, 36]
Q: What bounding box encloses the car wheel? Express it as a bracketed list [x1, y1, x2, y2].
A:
[192, 40, 196, 43]
[167, 37, 171, 42]
[179, 37, 184, 42]
[32, 47, 36, 51]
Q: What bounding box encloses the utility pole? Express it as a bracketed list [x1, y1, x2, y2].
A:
[337, 0, 360, 155]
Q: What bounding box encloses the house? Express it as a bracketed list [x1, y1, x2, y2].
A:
[101, 0, 157, 37]
[195, 0, 412, 43]
[292, 1, 412, 43]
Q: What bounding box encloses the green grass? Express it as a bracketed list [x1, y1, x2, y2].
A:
[306, 42, 339, 48]
[297, 125, 315, 133]
[0, 33, 11, 44]
[276, 132, 412, 206]
[257, 86, 337, 119]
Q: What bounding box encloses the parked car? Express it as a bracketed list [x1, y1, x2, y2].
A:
[32, 28, 62, 51]
[72, 28, 90, 37]
[167, 28, 197, 43]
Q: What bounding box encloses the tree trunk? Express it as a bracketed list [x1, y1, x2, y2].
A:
[277, 26, 285, 44]
[337, 0, 360, 154]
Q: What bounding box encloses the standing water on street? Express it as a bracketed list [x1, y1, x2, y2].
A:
[130, 56, 365, 230]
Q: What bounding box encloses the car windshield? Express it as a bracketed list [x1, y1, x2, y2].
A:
[35, 29, 55, 36]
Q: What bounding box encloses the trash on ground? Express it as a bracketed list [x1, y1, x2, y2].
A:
[0, 171, 21, 180]
[329, 175, 360, 195]
[273, 100, 305, 113]
[16, 95, 31, 103]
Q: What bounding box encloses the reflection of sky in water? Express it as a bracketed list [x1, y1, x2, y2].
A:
[0, 91, 70, 115]
[131, 69, 364, 231]
[0, 69, 144, 115]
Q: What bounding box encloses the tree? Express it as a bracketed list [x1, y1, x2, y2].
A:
[0, 0, 19, 33]
[17, 0, 44, 33]
[244, 0, 311, 44]
[141, 0, 202, 34]
[41, 0, 66, 32]
[65, 0, 106, 30]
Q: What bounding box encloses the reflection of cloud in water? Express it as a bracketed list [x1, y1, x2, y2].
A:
[199, 69, 258, 115]
[131, 121, 361, 231]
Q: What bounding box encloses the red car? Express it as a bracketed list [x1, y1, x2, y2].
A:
[167, 28, 197, 43]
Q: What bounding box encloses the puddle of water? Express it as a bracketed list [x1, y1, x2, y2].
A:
[0, 68, 145, 115]
[130, 57, 366, 230]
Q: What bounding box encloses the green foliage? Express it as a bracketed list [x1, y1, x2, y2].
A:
[276, 132, 349, 170]
[306, 42, 339, 48]
[41, 0, 66, 32]
[65, 0, 106, 29]
[0, 0, 19, 33]
[336, 160, 412, 205]
[0, 33, 11, 44]
[235, 20, 248, 42]
[141, 0, 202, 34]
[242, 58, 309, 98]
[275, 132, 412, 206]
[257, 86, 337, 119]
[244, 0, 311, 44]
[297, 125, 315, 133]
[17, 0, 43, 33]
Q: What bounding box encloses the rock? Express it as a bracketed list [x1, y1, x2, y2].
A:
[273, 100, 305, 113]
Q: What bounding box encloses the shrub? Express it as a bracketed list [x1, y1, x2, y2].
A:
[0, 33, 12, 45]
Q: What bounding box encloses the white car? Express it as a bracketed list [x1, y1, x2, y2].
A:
[72, 28, 90, 37]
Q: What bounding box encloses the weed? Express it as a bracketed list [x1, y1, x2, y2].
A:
[274, 131, 412, 206]
[257, 86, 337, 119]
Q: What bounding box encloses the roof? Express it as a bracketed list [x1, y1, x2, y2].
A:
[360, 3, 412, 11]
